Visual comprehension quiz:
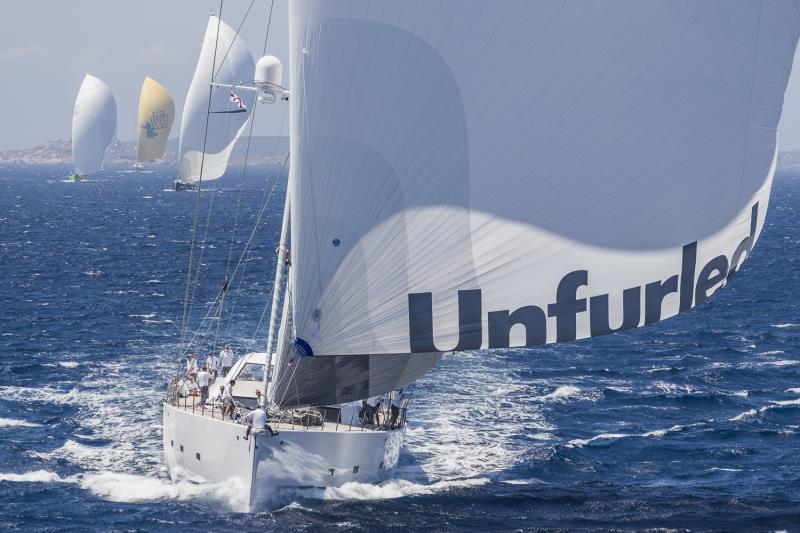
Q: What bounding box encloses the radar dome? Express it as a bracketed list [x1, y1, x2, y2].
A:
[255, 55, 283, 86]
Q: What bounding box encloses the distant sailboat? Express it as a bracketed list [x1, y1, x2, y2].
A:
[174, 15, 255, 191]
[136, 77, 174, 168]
[70, 74, 116, 181]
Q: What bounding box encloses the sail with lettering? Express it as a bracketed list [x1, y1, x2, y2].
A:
[71, 74, 116, 178]
[176, 15, 255, 186]
[268, 0, 800, 407]
[137, 77, 174, 164]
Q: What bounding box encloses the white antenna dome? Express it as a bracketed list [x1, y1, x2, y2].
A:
[254, 55, 283, 86]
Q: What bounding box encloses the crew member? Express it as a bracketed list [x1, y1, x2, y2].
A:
[196, 365, 211, 407]
[222, 379, 236, 419]
[219, 345, 234, 377]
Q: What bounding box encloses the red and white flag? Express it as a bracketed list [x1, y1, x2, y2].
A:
[230, 91, 246, 110]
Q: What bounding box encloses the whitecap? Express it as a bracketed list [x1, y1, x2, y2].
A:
[59, 361, 79, 369]
[535, 385, 583, 402]
[500, 477, 547, 485]
[0, 417, 40, 428]
[78, 471, 249, 511]
[728, 398, 800, 421]
[772, 323, 800, 329]
[0, 470, 64, 483]
[566, 423, 701, 448]
[319, 477, 490, 501]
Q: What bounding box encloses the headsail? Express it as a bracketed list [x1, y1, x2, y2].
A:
[137, 77, 174, 163]
[72, 74, 116, 176]
[177, 15, 256, 183]
[276, 0, 800, 406]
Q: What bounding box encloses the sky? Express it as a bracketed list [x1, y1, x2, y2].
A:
[3, 1, 800, 151]
[0, 0, 289, 150]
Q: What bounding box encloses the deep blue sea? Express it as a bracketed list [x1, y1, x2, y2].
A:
[1, 164, 799, 531]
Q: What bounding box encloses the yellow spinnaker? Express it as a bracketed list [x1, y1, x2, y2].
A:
[137, 77, 174, 163]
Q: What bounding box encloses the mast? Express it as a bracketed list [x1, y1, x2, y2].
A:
[263, 190, 291, 400]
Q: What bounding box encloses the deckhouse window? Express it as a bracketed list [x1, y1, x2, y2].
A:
[235, 363, 265, 381]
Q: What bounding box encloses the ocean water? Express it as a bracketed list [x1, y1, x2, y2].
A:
[1, 164, 799, 531]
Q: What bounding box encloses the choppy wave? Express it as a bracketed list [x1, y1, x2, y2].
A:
[313, 477, 490, 501]
[566, 422, 704, 448]
[2, 167, 800, 528]
[0, 418, 40, 428]
[729, 399, 800, 422]
[0, 470, 65, 483]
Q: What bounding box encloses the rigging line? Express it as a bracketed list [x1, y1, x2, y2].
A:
[218, 0, 279, 344]
[210, 153, 290, 348]
[262, 0, 276, 56]
[178, 0, 225, 364]
[186, 190, 217, 338]
[184, 288, 226, 353]
[248, 290, 272, 351]
[224, 93, 261, 276]
[275, 351, 303, 410]
[244, 154, 289, 334]
[187, 157, 289, 357]
[191, 170, 280, 350]
[224, 103, 289, 337]
[213, 0, 256, 83]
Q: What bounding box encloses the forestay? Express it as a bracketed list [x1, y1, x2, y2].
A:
[137, 77, 174, 163]
[178, 15, 255, 183]
[278, 0, 800, 406]
[72, 74, 116, 176]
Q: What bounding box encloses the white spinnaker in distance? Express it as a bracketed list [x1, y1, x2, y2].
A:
[137, 77, 175, 163]
[72, 74, 117, 176]
[277, 1, 800, 405]
[178, 15, 255, 183]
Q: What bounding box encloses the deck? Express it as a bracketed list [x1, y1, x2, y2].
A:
[168, 393, 406, 434]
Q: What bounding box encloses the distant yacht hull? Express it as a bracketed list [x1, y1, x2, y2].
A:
[174, 181, 197, 192]
[162, 402, 403, 508]
[68, 174, 86, 182]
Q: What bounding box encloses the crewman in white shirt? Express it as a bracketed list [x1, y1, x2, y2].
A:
[219, 345, 234, 377]
[185, 354, 198, 378]
[222, 379, 236, 419]
[243, 404, 278, 440]
[196, 366, 211, 406]
[185, 375, 200, 397]
[205, 351, 218, 380]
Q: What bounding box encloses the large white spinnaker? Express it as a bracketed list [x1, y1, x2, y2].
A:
[177, 15, 255, 184]
[72, 74, 116, 176]
[271, 1, 800, 407]
[137, 77, 174, 163]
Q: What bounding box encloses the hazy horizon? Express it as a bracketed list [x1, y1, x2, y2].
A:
[0, 0, 289, 151]
[4, 1, 800, 151]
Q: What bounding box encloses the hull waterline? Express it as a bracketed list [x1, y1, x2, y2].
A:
[162, 402, 403, 508]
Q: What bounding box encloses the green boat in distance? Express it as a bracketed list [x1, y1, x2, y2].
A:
[67, 173, 86, 182]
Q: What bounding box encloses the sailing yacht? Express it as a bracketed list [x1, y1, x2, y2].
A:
[163, 1, 800, 509]
[70, 74, 116, 181]
[174, 15, 255, 191]
[136, 77, 174, 168]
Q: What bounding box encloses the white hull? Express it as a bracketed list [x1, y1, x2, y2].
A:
[162, 402, 403, 507]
